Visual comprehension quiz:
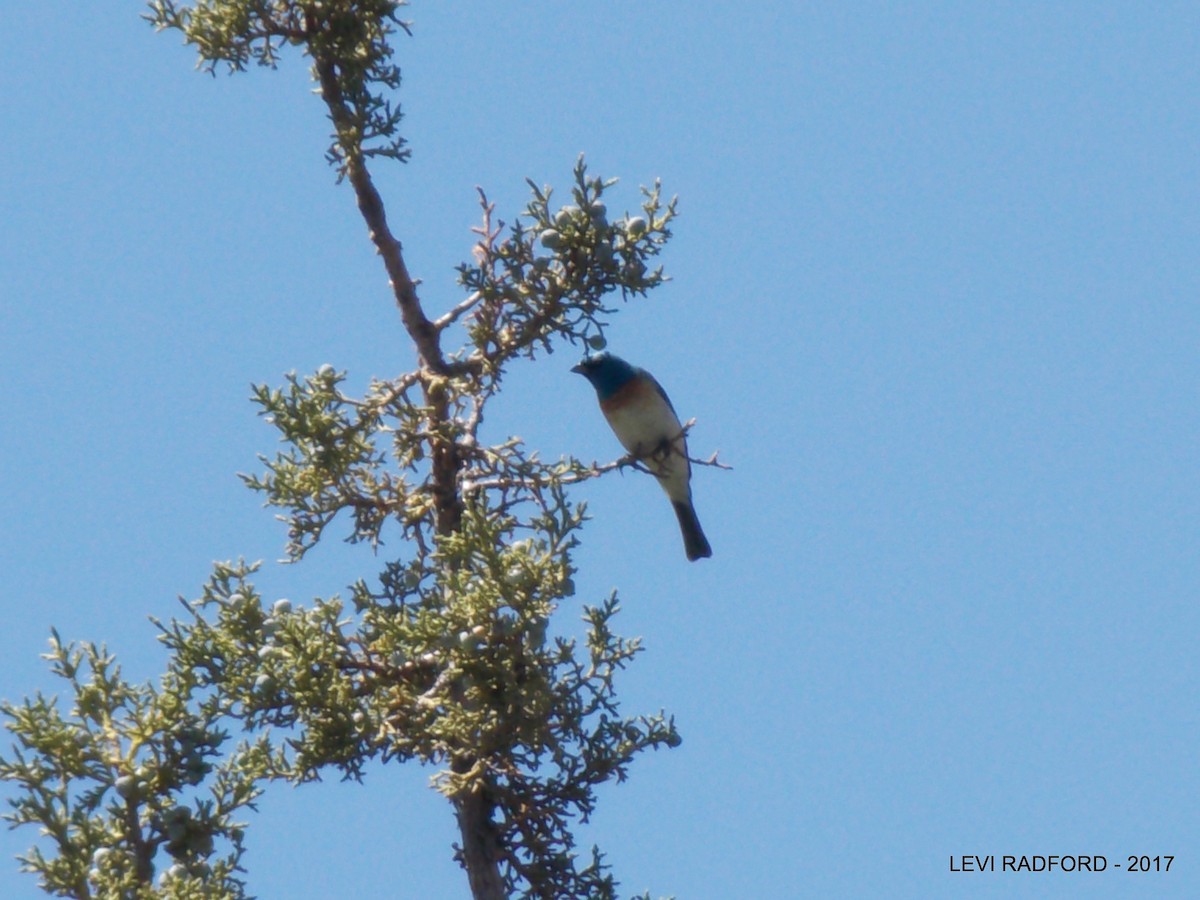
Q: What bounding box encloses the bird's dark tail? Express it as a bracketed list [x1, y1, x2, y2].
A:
[672, 500, 712, 561]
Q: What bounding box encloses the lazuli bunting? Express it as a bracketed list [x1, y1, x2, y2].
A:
[572, 352, 712, 561]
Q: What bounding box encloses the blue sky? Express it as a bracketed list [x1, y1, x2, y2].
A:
[2, 2, 1198, 897]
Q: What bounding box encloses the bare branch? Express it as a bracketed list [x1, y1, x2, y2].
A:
[308, 21, 445, 374]
[434, 291, 485, 332]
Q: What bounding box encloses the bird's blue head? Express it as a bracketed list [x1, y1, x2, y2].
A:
[571, 352, 637, 400]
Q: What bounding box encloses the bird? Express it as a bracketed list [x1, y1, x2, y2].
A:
[571, 351, 712, 561]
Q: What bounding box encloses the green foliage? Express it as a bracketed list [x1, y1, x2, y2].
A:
[3, 3, 688, 899]
[458, 157, 676, 371]
[0, 629, 277, 898]
[146, 0, 412, 169]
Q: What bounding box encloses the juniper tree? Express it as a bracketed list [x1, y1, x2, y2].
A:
[0, 3, 714, 899]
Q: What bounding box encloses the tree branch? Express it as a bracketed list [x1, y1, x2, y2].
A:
[305, 17, 508, 895]
[308, 21, 445, 375]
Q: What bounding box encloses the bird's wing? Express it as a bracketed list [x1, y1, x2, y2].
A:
[641, 369, 679, 416]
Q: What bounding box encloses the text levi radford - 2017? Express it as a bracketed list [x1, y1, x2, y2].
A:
[950, 854, 1174, 874]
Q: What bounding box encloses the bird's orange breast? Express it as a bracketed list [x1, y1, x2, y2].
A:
[598, 376, 653, 415]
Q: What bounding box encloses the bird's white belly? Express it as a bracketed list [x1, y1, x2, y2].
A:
[603, 396, 691, 502]
[604, 396, 678, 455]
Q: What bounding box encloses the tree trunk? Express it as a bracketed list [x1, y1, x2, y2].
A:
[455, 786, 506, 899]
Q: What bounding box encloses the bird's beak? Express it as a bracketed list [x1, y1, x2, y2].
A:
[570, 362, 586, 375]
